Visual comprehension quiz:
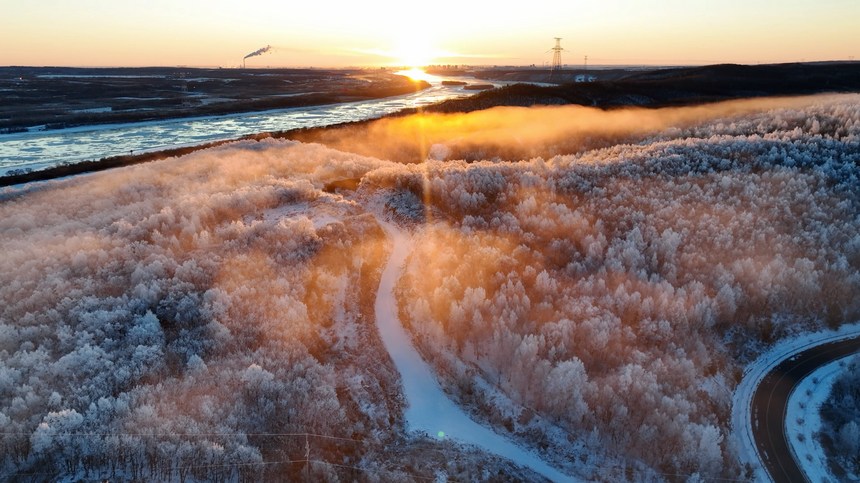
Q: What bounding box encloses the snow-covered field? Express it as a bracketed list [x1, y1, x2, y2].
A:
[1, 93, 859, 481]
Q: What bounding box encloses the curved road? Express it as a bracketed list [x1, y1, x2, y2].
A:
[752, 335, 860, 482]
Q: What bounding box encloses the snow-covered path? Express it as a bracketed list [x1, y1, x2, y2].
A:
[373, 217, 574, 483]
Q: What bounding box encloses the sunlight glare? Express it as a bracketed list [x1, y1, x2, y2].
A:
[391, 35, 438, 68]
[398, 68, 435, 83]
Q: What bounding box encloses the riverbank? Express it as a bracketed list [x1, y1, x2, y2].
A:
[0, 67, 429, 133]
[426, 61, 860, 113]
[0, 72, 467, 180]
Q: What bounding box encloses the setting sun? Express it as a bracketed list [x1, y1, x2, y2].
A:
[398, 67, 435, 82]
[390, 36, 440, 67]
[1, 1, 857, 66]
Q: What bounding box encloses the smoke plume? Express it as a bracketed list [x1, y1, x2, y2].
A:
[244, 45, 273, 60]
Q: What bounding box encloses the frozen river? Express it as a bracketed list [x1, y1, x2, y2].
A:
[0, 71, 505, 175]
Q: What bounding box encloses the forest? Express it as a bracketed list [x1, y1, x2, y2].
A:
[821, 355, 860, 478]
[392, 94, 860, 479]
[0, 142, 535, 481]
[1, 93, 858, 481]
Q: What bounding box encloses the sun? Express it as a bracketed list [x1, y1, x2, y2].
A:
[399, 67, 434, 82]
[391, 37, 439, 68]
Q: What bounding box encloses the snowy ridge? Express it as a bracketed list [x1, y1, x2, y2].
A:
[373, 216, 575, 483]
[732, 322, 860, 482]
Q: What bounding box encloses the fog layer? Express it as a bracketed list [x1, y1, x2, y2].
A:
[291, 95, 847, 163]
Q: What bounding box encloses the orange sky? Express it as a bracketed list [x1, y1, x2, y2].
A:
[1, 0, 858, 67]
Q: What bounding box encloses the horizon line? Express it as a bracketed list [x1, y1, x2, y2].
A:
[2, 59, 858, 70]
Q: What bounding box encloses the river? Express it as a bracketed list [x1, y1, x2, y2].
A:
[0, 71, 507, 175]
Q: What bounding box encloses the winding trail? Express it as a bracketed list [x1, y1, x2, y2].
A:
[373, 217, 573, 483]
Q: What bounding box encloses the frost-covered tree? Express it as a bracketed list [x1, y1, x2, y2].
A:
[394, 94, 860, 480]
[821, 355, 860, 476]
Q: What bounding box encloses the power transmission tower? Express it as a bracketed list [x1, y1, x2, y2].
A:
[549, 38, 564, 77]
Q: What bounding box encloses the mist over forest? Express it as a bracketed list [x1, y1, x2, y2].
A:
[1, 94, 858, 481]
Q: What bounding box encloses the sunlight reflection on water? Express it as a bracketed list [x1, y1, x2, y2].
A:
[0, 71, 498, 175]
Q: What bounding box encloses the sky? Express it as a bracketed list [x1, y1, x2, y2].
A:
[1, 0, 858, 68]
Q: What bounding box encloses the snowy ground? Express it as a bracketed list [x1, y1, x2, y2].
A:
[253, 201, 345, 230]
[785, 356, 854, 483]
[372, 216, 575, 483]
[732, 322, 860, 482]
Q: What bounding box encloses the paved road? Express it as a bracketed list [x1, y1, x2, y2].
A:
[751, 336, 860, 482]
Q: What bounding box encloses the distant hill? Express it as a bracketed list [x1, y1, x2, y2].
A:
[425, 62, 860, 113]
